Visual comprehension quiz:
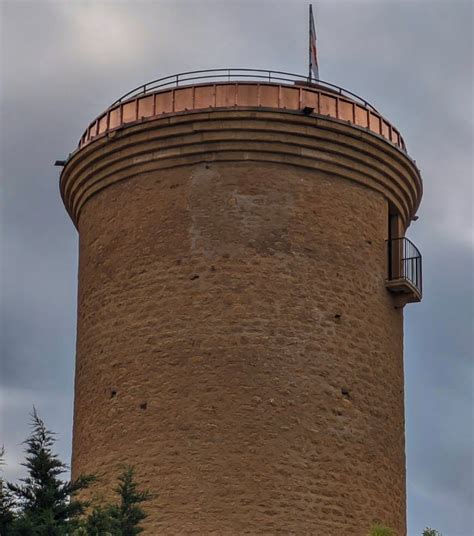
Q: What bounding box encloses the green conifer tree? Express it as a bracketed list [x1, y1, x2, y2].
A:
[79, 506, 116, 535]
[0, 447, 16, 535]
[81, 466, 151, 535]
[110, 467, 151, 535]
[7, 408, 94, 535]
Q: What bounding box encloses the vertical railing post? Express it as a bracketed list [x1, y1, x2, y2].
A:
[419, 256, 423, 295]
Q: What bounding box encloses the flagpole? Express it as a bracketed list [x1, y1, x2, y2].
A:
[308, 4, 312, 82]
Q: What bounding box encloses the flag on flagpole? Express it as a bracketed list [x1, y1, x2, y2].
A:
[309, 4, 319, 81]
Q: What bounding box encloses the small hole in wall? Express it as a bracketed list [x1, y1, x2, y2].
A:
[139, 402, 147, 410]
[341, 388, 351, 399]
[110, 390, 117, 398]
[334, 314, 341, 320]
[176, 259, 181, 265]
[210, 266, 216, 272]
[366, 240, 372, 245]
[190, 274, 200, 281]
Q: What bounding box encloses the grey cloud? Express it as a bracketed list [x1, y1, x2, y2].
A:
[1, 1, 472, 534]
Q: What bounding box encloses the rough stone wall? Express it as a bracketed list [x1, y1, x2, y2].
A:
[72, 160, 406, 535]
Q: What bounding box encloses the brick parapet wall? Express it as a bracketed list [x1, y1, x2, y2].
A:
[77, 82, 407, 153]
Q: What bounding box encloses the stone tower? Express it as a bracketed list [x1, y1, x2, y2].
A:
[60, 71, 422, 535]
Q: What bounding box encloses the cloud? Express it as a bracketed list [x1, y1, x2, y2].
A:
[0, 387, 73, 483]
[1, 1, 472, 534]
[56, 2, 149, 68]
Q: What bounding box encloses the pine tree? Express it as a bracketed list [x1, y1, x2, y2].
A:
[7, 408, 94, 535]
[423, 529, 442, 536]
[80, 466, 151, 535]
[79, 506, 117, 535]
[110, 467, 151, 536]
[0, 447, 16, 534]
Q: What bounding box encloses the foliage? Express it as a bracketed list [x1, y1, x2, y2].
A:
[81, 467, 152, 536]
[368, 523, 395, 536]
[1, 409, 152, 535]
[3, 409, 93, 535]
[368, 524, 443, 536]
[0, 446, 16, 534]
[111, 467, 151, 535]
[80, 506, 117, 535]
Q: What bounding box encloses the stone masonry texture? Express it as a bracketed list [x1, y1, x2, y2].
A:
[61, 106, 422, 535]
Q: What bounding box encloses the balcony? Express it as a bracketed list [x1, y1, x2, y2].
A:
[386, 237, 422, 305]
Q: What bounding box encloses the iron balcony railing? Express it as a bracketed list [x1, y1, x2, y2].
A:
[388, 237, 422, 297]
[108, 68, 379, 112]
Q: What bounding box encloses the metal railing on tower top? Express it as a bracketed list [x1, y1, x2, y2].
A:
[108, 68, 379, 112]
[76, 67, 410, 154]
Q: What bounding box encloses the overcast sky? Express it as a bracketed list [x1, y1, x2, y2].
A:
[1, 1, 472, 534]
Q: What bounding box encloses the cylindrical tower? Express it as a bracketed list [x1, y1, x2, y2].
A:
[60, 71, 422, 535]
